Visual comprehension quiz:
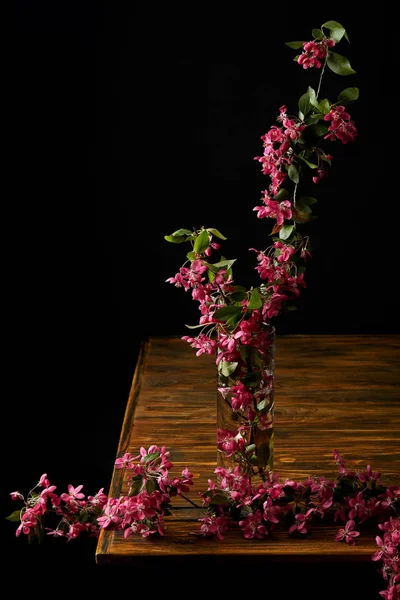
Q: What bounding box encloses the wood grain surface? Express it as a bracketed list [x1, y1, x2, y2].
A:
[96, 335, 400, 565]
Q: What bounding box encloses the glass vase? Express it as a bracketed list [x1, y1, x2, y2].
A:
[216, 324, 275, 480]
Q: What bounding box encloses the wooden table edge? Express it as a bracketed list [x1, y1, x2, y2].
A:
[96, 338, 149, 561]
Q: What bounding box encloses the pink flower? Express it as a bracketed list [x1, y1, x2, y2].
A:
[128, 491, 157, 521]
[273, 241, 295, 263]
[288, 512, 309, 535]
[231, 383, 253, 411]
[239, 510, 268, 539]
[217, 428, 240, 457]
[263, 496, 281, 523]
[114, 453, 139, 469]
[357, 464, 381, 484]
[88, 488, 108, 507]
[313, 168, 328, 184]
[297, 40, 334, 69]
[182, 334, 217, 357]
[46, 528, 64, 537]
[324, 106, 357, 144]
[254, 194, 292, 226]
[66, 523, 86, 541]
[348, 491, 366, 520]
[60, 484, 85, 502]
[15, 509, 38, 537]
[197, 515, 228, 540]
[334, 519, 360, 545]
[372, 532, 397, 562]
[379, 584, 400, 599]
[39, 474, 51, 488]
[10, 491, 23, 501]
[97, 498, 123, 529]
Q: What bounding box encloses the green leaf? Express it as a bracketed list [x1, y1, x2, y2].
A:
[318, 98, 331, 114]
[206, 228, 227, 240]
[129, 477, 144, 497]
[143, 452, 160, 463]
[209, 258, 236, 271]
[293, 206, 312, 221]
[327, 51, 356, 76]
[220, 361, 238, 377]
[329, 27, 345, 43]
[285, 41, 305, 49]
[6, 510, 21, 522]
[225, 312, 244, 327]
[273, 188, 291, 201]
[185, 323, 207, 329]
[298, 155, 318, 169]
[79, 510, 89, 524]
[164, 235, 186, 243]
[298, 92, 311, 117]
[312, 28, 323, 39]
[307, 113, 325, 123]
[279, 225, 294, 240]
[172, 228, 192, 236]
[209, 493, 229, 505]
[213, 305, 242, 321]
[145, 479, 156, 494]
[308, 87, 318, 107]
[248, 288, 262, 310]
[288, 164, 299, 184]
[321, 20, 348, 42]
[257, 399, 267, 410]
[337, 87, 359, 105]
[308, 122, 328, 137]
[245, 444, 256, 453]
[298, 196, 318, 209]
[230, 290, 247, 302]
[194, 229, 210, 254]
[229, 286, 247, 302]
[201, 489, 214, 498]
[298, 110, 305, 121]
[321, 20, 346, 30]
[299, 196, 318, 205]
[186, 251, 196, 261]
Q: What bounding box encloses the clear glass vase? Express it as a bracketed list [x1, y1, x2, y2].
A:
[216, 324, 275, 480]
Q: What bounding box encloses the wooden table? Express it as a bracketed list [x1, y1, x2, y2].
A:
[96, 335, 400, 567]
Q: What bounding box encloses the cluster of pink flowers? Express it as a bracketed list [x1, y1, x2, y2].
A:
[99, 445, 194, 538]
[324, 105, 358, 143]
[297, 38, 335, 69]
[166, 21, 358, 375]
[373, 518, 400, 599]
[8, 474, 107, 541]
[254, 105, 305, 195]
[165, 21, 359, 486]
[199, 449, 400, 598]
[8, 445, 399, 598]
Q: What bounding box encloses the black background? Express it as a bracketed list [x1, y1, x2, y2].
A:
[6, 2, 397, 595]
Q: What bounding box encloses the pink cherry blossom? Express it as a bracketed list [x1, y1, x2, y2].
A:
[114, 453, 139, 469]
[181, 333, 217, 356]
[334, 519, 360, 545]
[239, 510, 268, 539]
[60, 484, 85, 503]
[288, 512, 309, 535]
[324, 106, 357, 144]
